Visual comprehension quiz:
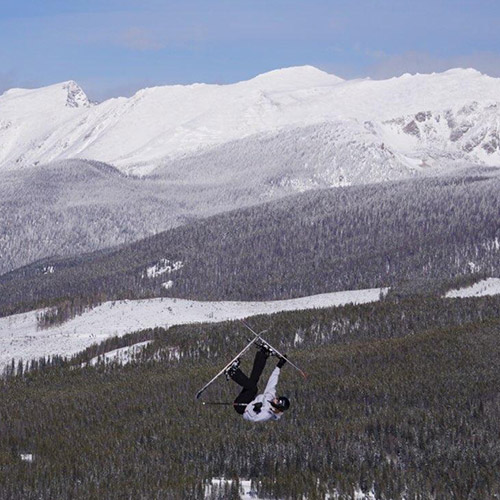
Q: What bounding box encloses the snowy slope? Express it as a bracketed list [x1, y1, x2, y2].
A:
[0, 288, 386, 371]
[0, 81, 91, 169]
[86, 341, 153, 367]
[0, 66, 341, 172]
[1, 67, 500, 177]
[445, 277, 500, 298]
[150, 121, 424, 190]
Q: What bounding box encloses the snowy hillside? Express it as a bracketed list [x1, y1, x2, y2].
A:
[0, 288, 385, 372]
[150, 120, 422, 190]
[1, 67, 500, 178]
[445, 277, 500, 298]
[0, 158, 260, 275]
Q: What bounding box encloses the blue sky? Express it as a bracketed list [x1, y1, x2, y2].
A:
[1, 0, 499, 101]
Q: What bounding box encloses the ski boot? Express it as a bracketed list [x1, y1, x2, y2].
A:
[225, 358, 240, 380]
[252, 338, 277, 357]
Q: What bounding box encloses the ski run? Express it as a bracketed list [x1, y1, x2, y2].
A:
[0, 288, 386, 372]
[2, 278, 499, 372]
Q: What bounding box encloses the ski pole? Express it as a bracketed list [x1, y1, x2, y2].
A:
[201, 402, 248, 406]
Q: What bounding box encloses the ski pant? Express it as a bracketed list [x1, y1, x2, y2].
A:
[231, 349, 268, 414]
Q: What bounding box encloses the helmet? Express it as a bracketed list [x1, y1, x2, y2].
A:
[270, 396, 290, 412]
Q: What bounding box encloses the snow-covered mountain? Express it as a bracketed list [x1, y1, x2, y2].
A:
[1, 66, 500, 179]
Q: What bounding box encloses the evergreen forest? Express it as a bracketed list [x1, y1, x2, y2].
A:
[2, 169, 500, 498]
[1, 171, 500, 322]
[1, 293, 499, 499]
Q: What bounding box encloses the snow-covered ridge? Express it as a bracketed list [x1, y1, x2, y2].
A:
[1, 66, 500, 176]
[0, 288, 386, 372]
[380, 101, 500, 166]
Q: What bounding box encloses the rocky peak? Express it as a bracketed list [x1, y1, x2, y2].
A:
[63, 81, 91, 108]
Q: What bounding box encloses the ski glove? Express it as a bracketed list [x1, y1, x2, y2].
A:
[277, 355, 287, 369]
[252, 402, 263, 414]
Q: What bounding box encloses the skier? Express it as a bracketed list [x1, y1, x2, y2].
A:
[225, 341, 290, 422]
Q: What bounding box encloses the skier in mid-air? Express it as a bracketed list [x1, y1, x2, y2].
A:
[225, 340, 290, 422]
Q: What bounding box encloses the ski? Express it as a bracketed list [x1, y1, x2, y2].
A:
[195, 330, 267, 400]
[239, 319, 308, 379]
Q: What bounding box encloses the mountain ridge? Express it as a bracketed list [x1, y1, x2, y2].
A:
[1, 66, 500, 175]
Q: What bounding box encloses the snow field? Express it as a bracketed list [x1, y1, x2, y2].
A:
[445, 277, 500, 298]
[0, 288, 386, 372]
[4, 276, 500, 373]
